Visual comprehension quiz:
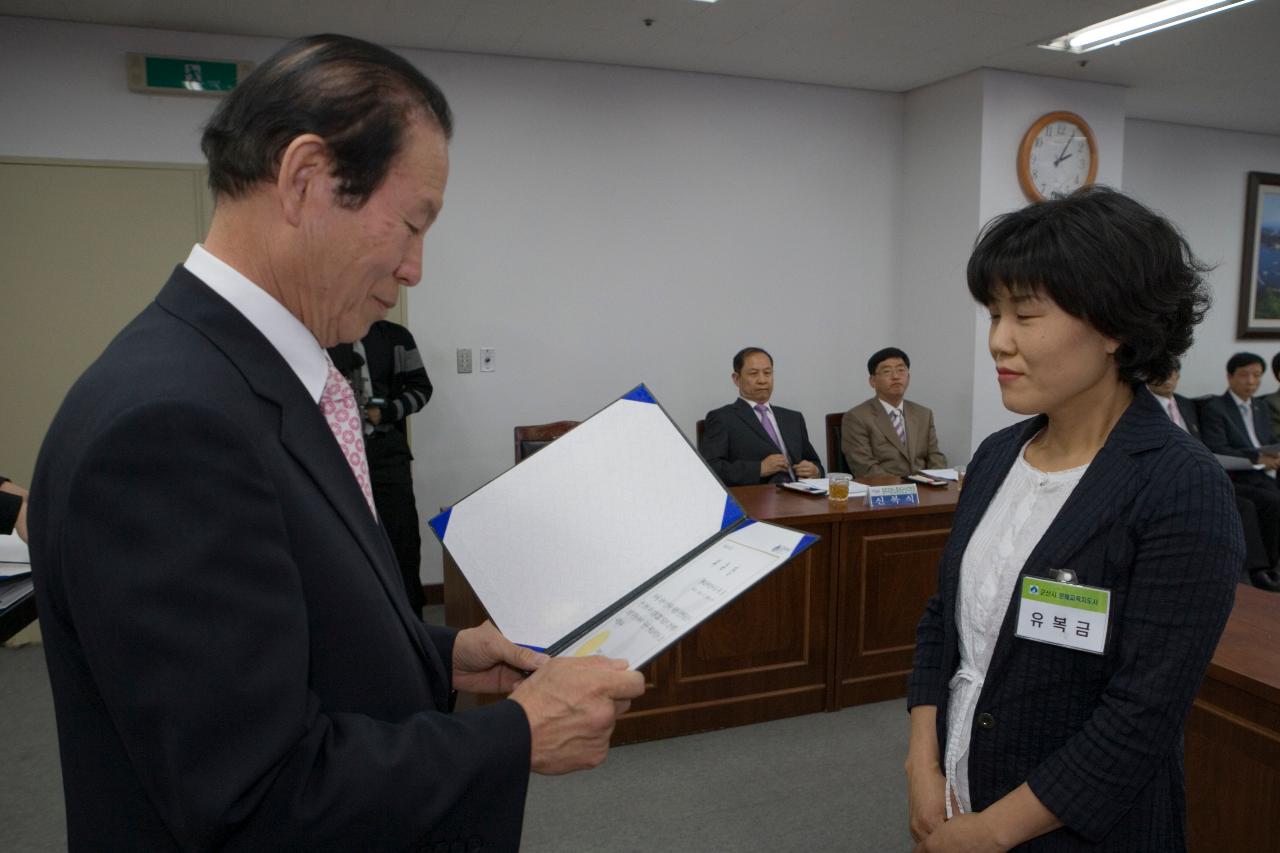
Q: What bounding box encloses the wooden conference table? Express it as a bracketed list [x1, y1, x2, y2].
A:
[443, 478, 958, 743]
[1185, 583, 1280, 851]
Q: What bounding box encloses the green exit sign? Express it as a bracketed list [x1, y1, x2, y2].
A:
[126, 53, 254, 97]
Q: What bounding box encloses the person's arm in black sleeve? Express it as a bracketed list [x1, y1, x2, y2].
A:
[59, 401, 530, 851]
[699, 410, 760, 486]
[383, 328, 432, 425]
[1200, 400, 1258, 460]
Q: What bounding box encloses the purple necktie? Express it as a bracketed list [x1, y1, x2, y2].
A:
[754, 404, 794, 481]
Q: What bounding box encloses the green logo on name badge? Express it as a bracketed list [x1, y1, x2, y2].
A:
[1020, 576, 1108, 613]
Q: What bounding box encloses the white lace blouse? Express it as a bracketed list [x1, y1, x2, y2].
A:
[943, 439, 1089, 816]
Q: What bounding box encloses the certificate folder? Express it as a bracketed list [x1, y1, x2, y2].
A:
[428, 384, 819, 669]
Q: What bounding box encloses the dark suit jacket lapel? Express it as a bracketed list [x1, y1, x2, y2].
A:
[1254, 397, 1275, 445]
[774, 407, 802, 463]
[155, 267, 435, 670]
[1174, 395, 1199, 437]
[1223, 392, 1252, 446]
[733, 398, 790, 461]
[983, 390, 1164, 683]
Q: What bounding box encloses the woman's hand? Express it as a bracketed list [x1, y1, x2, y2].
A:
[905, 704, 947, 842]
[906, 759, 948, 842]
[913, 812, 1004, 853]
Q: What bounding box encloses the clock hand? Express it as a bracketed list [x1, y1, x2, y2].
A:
[1053, 134, 1072, 166]
[1056, 152, 1073, 166]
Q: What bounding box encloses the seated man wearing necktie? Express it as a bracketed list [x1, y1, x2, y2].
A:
[1200, 352, 1280, 591]
[699, 347, 823, 486]
[841, 347, 947, 478]
[1150, 361, 1280, 590]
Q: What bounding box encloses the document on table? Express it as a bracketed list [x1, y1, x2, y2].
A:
[780, 478, 868, 496]
[1214, 454, 1264, 472]
[920, 468, 959, 481]
[429, 384, 818, 664]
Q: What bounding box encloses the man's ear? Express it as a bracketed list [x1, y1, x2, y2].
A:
[276, 133, 330, 227]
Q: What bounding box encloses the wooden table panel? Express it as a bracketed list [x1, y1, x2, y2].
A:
[1187, 584, 1280, 852]
[835, 515, 951, 708]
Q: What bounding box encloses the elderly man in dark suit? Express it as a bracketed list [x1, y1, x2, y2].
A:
[700, 347, 824, 486]
[28, 35, 641, 852]
[1149, 362, 1280, 589]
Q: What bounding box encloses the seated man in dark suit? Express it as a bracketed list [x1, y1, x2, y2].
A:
[1149, 362, 1279, 590]
[700, 347, 823, 486]
[1199, 351, 1280, 590]
[841, 347, 947, 478]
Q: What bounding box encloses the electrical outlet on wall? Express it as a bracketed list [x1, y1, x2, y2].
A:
[457, 348, 472, 373]
[480, 347, 495, 372]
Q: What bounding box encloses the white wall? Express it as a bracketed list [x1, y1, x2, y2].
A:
[897, 71, 984, 462]
[416, 53, 902, 579]
[9, 15, 1278, 585]
[1123, 119, 1280, 398]
[0, 17, 904, 583]
[967, 70, 1127, 453]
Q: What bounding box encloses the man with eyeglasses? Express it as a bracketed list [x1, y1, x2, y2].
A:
[842, 347, 947, 478]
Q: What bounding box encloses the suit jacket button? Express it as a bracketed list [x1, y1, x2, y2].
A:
[977, 712, 995, 730]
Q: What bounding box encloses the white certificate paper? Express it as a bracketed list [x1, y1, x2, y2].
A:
[430, 385, 819, 660]
[558, 520, 807, 669]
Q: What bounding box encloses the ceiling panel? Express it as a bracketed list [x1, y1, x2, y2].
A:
[1, 0, 1276, 135]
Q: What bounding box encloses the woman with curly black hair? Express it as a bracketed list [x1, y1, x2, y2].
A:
[905, 187, 1242, 851]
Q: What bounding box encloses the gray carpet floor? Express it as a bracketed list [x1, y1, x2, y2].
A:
[0, 634, 910, 852]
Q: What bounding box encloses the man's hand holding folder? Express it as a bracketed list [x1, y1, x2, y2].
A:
[512, 655, 644, 774]
[453, 620, 644, 774]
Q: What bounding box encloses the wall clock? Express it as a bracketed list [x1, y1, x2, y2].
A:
[1017, 111, 1098, 202]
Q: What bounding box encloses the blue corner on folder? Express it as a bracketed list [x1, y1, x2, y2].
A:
[428, 507, 452, 541]
[621, 384, 656, 404]
[721, 496, 746, 530]
[791, 533, 818, 559]
[518, 643, 546, 654]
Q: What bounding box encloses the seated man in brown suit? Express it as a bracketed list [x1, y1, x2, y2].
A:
[842, 347, 946, 478]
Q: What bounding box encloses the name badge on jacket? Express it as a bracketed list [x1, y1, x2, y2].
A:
[1014, 575, 1110, 655]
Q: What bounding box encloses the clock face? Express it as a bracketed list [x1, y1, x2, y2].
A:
[1026, 119, 1093, 200]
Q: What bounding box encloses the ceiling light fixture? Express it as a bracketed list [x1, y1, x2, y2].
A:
[1038, 0, 1256, 53]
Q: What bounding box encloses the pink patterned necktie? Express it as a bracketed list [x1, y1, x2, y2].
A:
[320, 355, 377, 517]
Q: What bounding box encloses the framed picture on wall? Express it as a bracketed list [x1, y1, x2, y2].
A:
[1238, 171, 1280, 339]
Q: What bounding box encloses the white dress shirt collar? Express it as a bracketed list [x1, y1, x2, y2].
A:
[878, 397, 905, 419]
[1148, 387, 1185, 431]
[183, 244, 328, 403]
